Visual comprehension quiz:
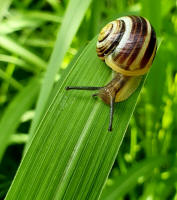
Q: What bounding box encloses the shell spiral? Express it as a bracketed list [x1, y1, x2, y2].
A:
[96, 16, 157, 76]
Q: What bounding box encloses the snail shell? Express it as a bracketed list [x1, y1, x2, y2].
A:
[96, 16, 157, 76]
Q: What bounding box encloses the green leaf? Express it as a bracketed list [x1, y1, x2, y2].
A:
[0, 68, 23, 90]
[100, 157, 165, 200]
[0, 78, 40, 162]
[28, 0, 93, 139]
[0, 35, 46, 70]
[0, 0, 12, 21]
[0, 11, 61, 34]
[21, 10, 62, 23]
[5, 37, 148, 200]
[141, 0, 161, 33]
[0, 54, 36, 73]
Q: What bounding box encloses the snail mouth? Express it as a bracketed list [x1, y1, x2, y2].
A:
[98, 88, 116, 105]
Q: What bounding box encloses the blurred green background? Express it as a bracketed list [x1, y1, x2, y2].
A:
[0, 0, 177, 199]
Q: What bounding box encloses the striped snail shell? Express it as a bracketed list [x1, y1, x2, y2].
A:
[96, 16, 157, 76]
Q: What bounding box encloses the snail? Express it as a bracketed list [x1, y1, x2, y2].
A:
[66, 16, 157, 131]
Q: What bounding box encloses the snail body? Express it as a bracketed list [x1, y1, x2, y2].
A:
[66, 16, 157, 131]
[98, 74, 142, 104]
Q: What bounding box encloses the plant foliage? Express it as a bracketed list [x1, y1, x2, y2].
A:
[0, 0, 176, 199]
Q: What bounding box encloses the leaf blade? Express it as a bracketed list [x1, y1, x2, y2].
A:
[5, 37, 148, 200]
[0, 35, 46, 70]
[0, 78, 40, 162]
[28, 0, 93, 139]
[101, 157, 165, 200]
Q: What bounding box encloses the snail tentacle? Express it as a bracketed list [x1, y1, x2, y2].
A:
[65, 86, 103, 91]
[108, 95, 115, 132]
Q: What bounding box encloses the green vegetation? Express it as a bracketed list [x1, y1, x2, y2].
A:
[0, 0, 176, 199]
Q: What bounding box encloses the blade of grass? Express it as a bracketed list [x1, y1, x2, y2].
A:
[0, 0, 12, 21]
[9, 134, 28, 145]
[23, 38, 54, 48]
[0, 10, 61, 34]
[28, 0, 92, 142]
[5, 37, 149, 200]
[22, 10, 62, 23]
[100, 156, 166, 200]
[0, 62, 17, 104]
[0, 78, 40, 162]
[0, 35, 47, 70]
[88, 0, 102, 39]
[0, 54, 37, 73]
[141, 0, 161, 33]
[0, 17, 42, 34]
[0, 68, 23, 90]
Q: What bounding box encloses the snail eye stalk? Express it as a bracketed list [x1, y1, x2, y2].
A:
[108, 96, 115, 132]
[65, 86, 103, 91]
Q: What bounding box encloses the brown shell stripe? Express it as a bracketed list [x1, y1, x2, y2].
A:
[113, 16, 141, 64]
[96, 20, 125, 58]
[96, 20, 120, 58]
[98, 24, 113, 42]
[126, 17, 148, 66]
[96, 45, 109, 59]
[140, 25, 157, 68]
[96, 23, 117, 58]
[104, 20, 125, 55]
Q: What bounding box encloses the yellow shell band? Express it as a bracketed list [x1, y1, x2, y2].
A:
[105, 43, 157, 76]
[105, 58, 149, 76]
